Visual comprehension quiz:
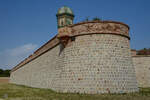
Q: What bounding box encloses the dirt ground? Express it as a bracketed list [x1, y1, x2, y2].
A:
[0, 77, 9, 83]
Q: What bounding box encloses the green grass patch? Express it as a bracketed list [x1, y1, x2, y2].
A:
[0, 83, 150, 100]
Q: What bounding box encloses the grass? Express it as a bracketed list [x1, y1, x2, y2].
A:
[0, 83, 150, 100]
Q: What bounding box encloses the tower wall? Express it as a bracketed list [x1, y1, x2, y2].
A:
[58, 34, 138, 93]
[57, 21, 139, 93]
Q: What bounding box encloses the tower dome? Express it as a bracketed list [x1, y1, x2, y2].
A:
[56, 6, 75, 28]
[57, 6, 74, 16]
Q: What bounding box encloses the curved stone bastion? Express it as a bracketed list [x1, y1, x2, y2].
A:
[10, 21, 139, 94]
[57, 21, 139, 93]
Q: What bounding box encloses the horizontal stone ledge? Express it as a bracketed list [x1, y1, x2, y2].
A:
[132, 55, 150, 57]
[58, 21, 129, 39]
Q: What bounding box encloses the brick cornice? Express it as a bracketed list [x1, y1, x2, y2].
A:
[58, 21, 130, 40]
[68, 20, 130, 30]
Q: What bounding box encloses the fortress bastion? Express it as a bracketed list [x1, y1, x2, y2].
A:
[10, 6, 139, 94]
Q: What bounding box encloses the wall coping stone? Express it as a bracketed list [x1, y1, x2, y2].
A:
[69, 20, 130, 30]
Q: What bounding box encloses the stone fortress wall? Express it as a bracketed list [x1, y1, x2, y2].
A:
[131, 50, 150, 87]
[133, 56, 150, 87]
[10, 44, 61, 89]
[10, 21, 140, 94]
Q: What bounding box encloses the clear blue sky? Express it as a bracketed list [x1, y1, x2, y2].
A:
[0, 0, 150, 69]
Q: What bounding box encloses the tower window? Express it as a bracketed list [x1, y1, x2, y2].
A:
[61, 21, 64, 26]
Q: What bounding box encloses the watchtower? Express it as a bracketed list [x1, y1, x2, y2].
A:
[56, 6, 74, 28]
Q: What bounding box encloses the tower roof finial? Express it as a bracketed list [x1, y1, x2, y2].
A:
[57, 6, 74, 16]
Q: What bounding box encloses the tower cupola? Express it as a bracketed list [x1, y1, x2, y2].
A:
[56, 6, 74, 28]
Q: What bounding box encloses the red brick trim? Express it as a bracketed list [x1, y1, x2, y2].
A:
[68, 21, 130, 30]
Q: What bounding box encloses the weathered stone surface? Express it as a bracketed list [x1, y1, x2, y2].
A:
[133, 56, 150, 87]
[59, 34, 138, 93]
[11, 36, 60, 73]
[10, 21, 139, 94]
[10, 45, 63, 90]
[131, 50, 137, 56]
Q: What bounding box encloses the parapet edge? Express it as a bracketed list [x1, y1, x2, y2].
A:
[58, 20, 130, 40]
[69, 20, 130, 30]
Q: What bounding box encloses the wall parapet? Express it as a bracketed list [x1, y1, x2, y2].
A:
[69, 20, 130, 29]
[58, 21, 130, 40]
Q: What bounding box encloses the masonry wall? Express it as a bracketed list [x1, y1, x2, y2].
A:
[10, 44, 64, 90]
[57, 34, 138, 94]
[10, 21, 139, 94]
[132, 56, 150, 87]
